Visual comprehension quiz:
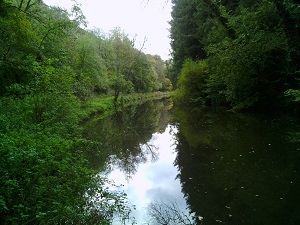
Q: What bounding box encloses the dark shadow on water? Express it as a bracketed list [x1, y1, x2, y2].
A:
[171, 106, 300, 225]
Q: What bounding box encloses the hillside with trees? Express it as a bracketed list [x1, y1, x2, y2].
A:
[171, 0, 300, 112]
[0, 0, 171, 224]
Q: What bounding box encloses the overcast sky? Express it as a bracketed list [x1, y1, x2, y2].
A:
[43, 0, 172, 60]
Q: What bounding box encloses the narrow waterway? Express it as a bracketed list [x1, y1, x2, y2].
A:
[83, 98, 300, 225]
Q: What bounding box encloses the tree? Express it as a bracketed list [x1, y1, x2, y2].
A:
[175, 59, 209, 105]
[170, 0, 300, 111]
[0, 3, 37, 94]
[170, 0, 205, 74]
[108, 28, 163, 102]
[273, 0, 300, 111]
[147, 199, 196, 225]
[206, 0, 290, 110]
[70, 30, 111, 99]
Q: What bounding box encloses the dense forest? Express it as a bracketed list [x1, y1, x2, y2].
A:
[0, 0, 171, 224]
[171, 0, 300, 112]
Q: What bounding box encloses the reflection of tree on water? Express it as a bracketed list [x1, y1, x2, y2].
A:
[108, 139, 159, 180]
[83, 98, 172, 178]
[147, 198, 196, 225]
[171, 106, 300, 225]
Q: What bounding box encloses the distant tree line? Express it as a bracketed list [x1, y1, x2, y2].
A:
[170, 0, 300, 112]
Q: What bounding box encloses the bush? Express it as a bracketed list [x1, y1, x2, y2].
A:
[174, 59, 209, 105]
[0, 95, 131, 224]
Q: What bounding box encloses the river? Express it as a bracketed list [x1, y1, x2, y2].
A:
[83, 98, 300, 225]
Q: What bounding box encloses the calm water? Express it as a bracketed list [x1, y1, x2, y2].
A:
[84, 99, 300, 225]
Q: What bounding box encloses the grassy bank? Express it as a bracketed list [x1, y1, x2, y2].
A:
[83, 92, 173, 119]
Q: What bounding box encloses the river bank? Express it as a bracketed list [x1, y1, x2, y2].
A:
[0, 91, 173, 225]
[82, 91, 173, 119]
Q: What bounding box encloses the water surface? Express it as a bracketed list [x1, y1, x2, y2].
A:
[84, 99, 300, 224]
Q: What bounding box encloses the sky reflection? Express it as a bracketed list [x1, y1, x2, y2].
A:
[108, 125, 190, 224]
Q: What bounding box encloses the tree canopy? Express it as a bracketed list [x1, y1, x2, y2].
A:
[171, 0, 300, 112]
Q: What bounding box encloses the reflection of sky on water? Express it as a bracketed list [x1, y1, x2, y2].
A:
[108, 125, 190, 224]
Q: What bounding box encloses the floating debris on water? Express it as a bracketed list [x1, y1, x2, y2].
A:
[198, 216, 204, 221]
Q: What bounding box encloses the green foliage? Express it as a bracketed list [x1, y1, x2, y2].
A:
[170, 0, 205, 73]
[1, 90, 120, 224]
[0, 0, 160, 223]
[0, 8, 37, 93]
[71, 30, 110, 99]
[147, 54, 173, 92]
[0, 1, 170, 222]
[171, 0, 300, 111]
[162, 78, 173, 91]
[107, 28, 164, 95]
[285, 87, 300, 112]
[206, 1, 289, 110]
[84, 96, 115, 117]
[0, 95, 133, 224]
[0, 130, 88, 224]
[111, 74, 134, 102]
[1, 0, 167, 99]
[285, 89, 300, 102]
[175, 59, 209, 105]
